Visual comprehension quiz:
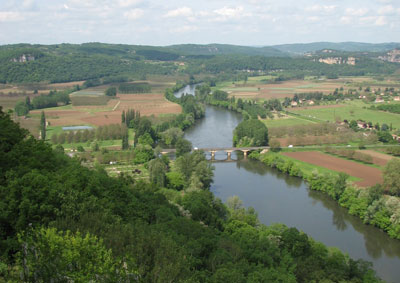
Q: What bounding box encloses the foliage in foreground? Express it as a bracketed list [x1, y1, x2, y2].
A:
[0, 108, 380, 282]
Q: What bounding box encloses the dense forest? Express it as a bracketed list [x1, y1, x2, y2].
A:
[0, 107, 381, 281]
[0, 43, 398, 84]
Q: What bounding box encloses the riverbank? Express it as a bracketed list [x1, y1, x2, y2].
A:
[250, 151, 400, 241]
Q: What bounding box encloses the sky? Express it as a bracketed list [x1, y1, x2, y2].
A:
[0, 0, 399, 46]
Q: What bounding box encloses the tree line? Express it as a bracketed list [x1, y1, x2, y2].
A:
[14, 89, 71, 116]
[50, 124, 128, 144]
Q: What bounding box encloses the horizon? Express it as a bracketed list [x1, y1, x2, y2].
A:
[1, 41, 400, 47]
[1, 0, 399, 45]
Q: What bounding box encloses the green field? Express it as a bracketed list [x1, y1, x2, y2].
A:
[291, 101, 400, 129]
[70, 90, 104, 96]
[262, 117, 315, 128]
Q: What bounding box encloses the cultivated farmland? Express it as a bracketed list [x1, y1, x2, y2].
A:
[282, 151, 383, 187]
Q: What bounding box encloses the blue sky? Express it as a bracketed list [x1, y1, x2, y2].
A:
[1, 0, 399, 45]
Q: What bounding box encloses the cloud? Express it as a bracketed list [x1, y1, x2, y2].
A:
[213, 6, 244, 18]
[306, 5, 336, 14]
[375, 16, 387, 26]
[124, 8, 143, 20]
[378, 5, 394, 15]
[0, 11, 23, 22]
[211, 6, 250, 22]
[164, 7, 193, 18]
[345, 8, 368, 17]
[118, 0, 142, 7]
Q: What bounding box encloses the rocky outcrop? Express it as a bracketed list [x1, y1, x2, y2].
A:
[11, 54, 36, 63]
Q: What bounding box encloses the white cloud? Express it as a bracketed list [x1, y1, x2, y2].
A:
[0, 11, 23, 22]
[124, 8, 143, 20]
[375, 16, 387, 26]
[306, 5, 336, 13]
[118, 0, 142, 7]
[345, 8, 368, 17]
[378, 5, 394, 15]
[164, 7, 193, 18]
[214, 6, 244, 18]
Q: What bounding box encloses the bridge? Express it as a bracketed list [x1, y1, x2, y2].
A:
[161, 146, 270, 160]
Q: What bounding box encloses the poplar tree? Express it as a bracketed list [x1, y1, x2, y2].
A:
[40, 111, 46, 140]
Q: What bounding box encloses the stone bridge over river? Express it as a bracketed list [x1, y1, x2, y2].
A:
[161, 146, 270, 160]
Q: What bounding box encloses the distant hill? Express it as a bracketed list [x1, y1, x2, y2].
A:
[168, 43, 286, 57]
[272, 42, 400, 55]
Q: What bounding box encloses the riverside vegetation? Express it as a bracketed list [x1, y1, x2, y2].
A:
[0, 101, 382, 282]
[250, 151, 400, 241]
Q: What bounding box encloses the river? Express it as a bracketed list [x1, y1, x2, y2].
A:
[175, 86, 400, 282]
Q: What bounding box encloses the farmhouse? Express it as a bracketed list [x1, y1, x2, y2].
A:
[357, 121, 367, 129]
[392, 134, 400, 142]
[308, 100, 315, 105]
[375, 97, 384, 103]
[291, 101, 298, 107]
[394, 96, 400, 101]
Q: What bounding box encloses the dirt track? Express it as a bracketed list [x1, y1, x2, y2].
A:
[283, 151, 383, 187]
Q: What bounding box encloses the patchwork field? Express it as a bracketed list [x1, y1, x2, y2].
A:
[282, 151, 383, 187]
[219, 79, 349, 99]
[217, 76, 400, 100]
[290, 101, 400, 129]
[30, 93, 181, 127]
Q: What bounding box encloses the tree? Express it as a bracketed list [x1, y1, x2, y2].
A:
[40, 111, 46, 140]
[166, 171, 185, 191]
[176, 138, 192, 157]
[51, 133, 58, 144]
[148, 158, 167, 187]
[25, 96, 32, 110]
[349, 120, 358, 131]
[270, 139, 281, 152]
[233, 119, 269, 147]
[14, 101, 29, 116]
[160, 127, 183, 146]
[121, 110, 125, 124]
[383, 159, 400, 196]
[122, 132, 129, 150]
[105, 86, 117, 96]
[17, 227, 132, 282]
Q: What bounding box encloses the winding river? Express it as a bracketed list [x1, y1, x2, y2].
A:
[175, 86, 400, 282]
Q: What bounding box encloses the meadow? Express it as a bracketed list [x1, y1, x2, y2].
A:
[291, 100, 400, 129]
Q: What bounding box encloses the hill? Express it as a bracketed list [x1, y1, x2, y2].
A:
[272, 42, 400, 55]
[168, 43, 286, 57]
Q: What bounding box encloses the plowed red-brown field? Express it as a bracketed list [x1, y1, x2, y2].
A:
[282, 151, 383, 187]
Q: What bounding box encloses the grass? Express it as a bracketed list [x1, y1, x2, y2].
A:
[222, 87, 259, 92]
[291, 100, 400, 129]
[262, 117, 315, 128]
[70, 90, 104, 96]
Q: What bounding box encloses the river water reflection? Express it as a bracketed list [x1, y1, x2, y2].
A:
[178, 86, 400, 282]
